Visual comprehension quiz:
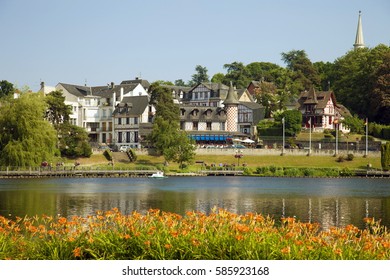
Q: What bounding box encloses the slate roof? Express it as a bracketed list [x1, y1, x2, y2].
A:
[179, 105, 227, 122]
[224, 82, 240, 105]
[120, 79, 150, 89]
[58, 83, 142, 99]
[297, 89, 336, 110]
[112, 95, 149, 116]
[58, 83, 94, 97]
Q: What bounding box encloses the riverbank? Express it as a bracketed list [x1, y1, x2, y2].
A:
[0, 150, 385, 178]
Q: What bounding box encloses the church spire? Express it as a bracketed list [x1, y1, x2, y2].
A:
[354, 11, 365, 50]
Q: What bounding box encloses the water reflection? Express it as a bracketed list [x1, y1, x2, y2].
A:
[0, 177, 389, 229]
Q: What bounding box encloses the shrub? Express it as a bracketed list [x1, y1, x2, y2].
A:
[346, 154, 354, 161]
[336, 155, 345, 162]
[103, 149, 112, 161]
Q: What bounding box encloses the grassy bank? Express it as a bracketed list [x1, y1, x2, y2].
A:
[1, 208, 389, 260]
[69, 153, 381, 176]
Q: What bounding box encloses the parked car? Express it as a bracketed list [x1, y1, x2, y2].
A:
[119, 145, 130, 152]
[231, 144, 246, 149]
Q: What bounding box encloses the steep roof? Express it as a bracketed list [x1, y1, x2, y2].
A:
[120, 78, 150, 89]
[303, 87, 318, 104]
[297, 90, 337, 110]
[354, 11, 365, 50]
[223, 82, 240, 105]
[112, 95, 149, 116]
[58, 83, 93, 97]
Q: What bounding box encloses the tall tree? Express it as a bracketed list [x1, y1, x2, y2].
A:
[281, 50, 320, 90]
[0, 80, 15, 99]
[148, 83, 195, 167]
[0, 93, 58, 166]
[369, 51, 390, 124]
[59, 124, 92, 157]
[211, 73, 225, 84]
[332, 44, 390, 121]
[191, 65, 209, 85]
[223, 61, 250, 88]
[45, 90, 72, 129]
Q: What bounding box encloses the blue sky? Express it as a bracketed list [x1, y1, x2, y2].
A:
[1, 0, 389, 91]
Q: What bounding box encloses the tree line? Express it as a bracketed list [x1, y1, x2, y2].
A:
[163, 44, 390, 125]
[0, 84, 91, 167]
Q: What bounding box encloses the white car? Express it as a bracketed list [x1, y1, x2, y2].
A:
[119, 146, 130, 152]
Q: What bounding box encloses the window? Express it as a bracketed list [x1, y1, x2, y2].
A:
[134, 117, 138, 124]
[193, 122, 198, 130]
[118, 132, 122, 143]
[118, 118, 122, 125]
[126, 132, 131, 143]
[126, 118, 130, 125]
[206, 122, 212, 130]
[102, 133, 106, 143]
[134, 132, 139, 143]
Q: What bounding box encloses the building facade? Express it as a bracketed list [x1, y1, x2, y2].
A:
[297, 87, 350, 133]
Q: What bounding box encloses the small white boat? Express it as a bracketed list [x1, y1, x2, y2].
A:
[149, 171, 166, 178]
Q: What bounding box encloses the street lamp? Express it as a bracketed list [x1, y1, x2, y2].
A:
[308, 117, 312, 156]
[234, 150, 243, 167]
[365, 118, 368, 157]
[282, 117, 285, 156]
[334, 119, 339, 156]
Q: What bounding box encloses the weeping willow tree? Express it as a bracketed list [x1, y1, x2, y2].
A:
[0, 92, 58, 167]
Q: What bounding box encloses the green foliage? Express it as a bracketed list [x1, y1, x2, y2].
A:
[127, 149, 137, 162]
[0, 80, 15, 98]
[0, 93, 58, 166]
[347, 154, 355, 161]
[333, 44, 390, 122]
[381, 142, 390, 171]
[59, 124, 92, 157]
[148, 84, 195, 168]
[369, 122, 390, 140]
[281, 50, 320, 90]
[211, 73, 225, 83]
[280, 110, 302, 136]
[223, 62, 251, 89]
[103, 149, 112, 161]
[191, 65, 209, 85]
[45, 90, 72, 128]
[342, 115, 365, 134]
[255, 166, 340, 177]
[2, 210, 390, 260]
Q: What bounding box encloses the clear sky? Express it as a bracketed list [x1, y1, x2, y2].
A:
[1, 0, 389, 91]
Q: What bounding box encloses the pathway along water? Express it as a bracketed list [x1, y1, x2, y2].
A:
[0, 176, 389, 229]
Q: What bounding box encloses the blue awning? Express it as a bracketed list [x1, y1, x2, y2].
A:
[205, 135, 210, 141]
[210, 135, 215, 141]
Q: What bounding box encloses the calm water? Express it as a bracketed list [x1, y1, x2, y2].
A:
[0, 177, 389, 229]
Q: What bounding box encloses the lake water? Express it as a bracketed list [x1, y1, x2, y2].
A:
[0, 176, 389, 229]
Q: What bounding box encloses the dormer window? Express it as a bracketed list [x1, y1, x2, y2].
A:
[192, 109, 199, 116]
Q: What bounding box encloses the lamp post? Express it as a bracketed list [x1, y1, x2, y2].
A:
[334, 119, 339, 156]
[308, 117, 312, 156]
[365, 118, 368, 157]
[282, 117, 285, 156]
[234, 150, 243, 167]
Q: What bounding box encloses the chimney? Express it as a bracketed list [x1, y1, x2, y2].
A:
[113, 91, 116, 108]
[111, 82, 114, 89]
[40, 81, 45, 89]
[120, 87, 124, 101]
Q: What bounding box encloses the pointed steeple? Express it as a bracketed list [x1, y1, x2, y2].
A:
[304, 87, 318, 104]
[354, 11, 365, 50]
[224, 81, 239, 105]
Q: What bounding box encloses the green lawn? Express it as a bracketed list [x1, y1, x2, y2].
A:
[72, 152, 381, 172]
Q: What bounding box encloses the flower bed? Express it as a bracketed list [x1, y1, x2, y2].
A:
[0, 208, 389, 260]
